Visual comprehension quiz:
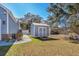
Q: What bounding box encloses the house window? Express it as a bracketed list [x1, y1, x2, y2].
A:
[2, 21, 6, 25]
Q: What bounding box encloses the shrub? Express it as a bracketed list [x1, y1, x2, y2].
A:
[16, 30, 23, 41]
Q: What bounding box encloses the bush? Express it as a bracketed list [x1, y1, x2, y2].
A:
[16, 30, 23, 41]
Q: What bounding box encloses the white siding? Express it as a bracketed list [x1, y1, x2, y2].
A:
[0, 7, 7, 34]
[31, 24, 35, 37]
[0, 6, 19, 34]
[9, 15, 19, 34]
[31, 23, 50, 37]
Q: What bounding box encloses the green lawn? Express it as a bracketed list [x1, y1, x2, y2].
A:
[0, 36, 79, 56]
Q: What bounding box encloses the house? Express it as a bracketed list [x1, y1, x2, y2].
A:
[31, 23, 50, 37]
[0, 4, 19, 40]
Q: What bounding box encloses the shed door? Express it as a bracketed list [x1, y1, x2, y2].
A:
[0, 19, 1, 40]
[38, 27, 46, 37]
[38, 27, 43, 37]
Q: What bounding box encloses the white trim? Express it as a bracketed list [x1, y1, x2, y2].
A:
[0, 19, 1, 40]
[45, 27, 47, 36]
[38, 26, 39, 36]
[33, 25, 35, 37]
[7, 10, 9, 34]
[19, 21, 21, 30]
[32, 23, 49, 26]
[49, 27, 50, 36]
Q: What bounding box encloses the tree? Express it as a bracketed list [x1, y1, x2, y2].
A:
[20, 22, 29, 30]
[47, 3, 79, 34]
[65, 4, 79, 33]
[47, 3, 68, 28]
[24, 12, 42, 23]
[24, 13, 42, 30]
[19, 12, 43, 32]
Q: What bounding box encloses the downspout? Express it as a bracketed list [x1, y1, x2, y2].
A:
[0, 19, 1, 40]
[7, 10, 9, 34]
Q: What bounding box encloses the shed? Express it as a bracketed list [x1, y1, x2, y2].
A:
[31, 23, 50, 37]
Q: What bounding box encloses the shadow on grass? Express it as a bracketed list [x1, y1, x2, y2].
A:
[70, 40, 79, 44]
[0, 40, 16, 56]
[34, 37, 59, 41]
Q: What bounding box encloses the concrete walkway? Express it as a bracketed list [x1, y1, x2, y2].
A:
[0, 35, 32, 46]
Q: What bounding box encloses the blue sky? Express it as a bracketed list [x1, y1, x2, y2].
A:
[3, 3, 49, 20]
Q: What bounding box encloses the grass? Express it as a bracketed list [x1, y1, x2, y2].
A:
[1, 35, 79, 56]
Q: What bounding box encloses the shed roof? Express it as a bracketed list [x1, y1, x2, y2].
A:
[32, 23, 49, 26]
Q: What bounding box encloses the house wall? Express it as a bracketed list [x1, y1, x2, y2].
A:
[9, 14, 19, 34]
[0, 6, 9, 39]
[0, 7, 7, 34]
[0, 6, 19, 40]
